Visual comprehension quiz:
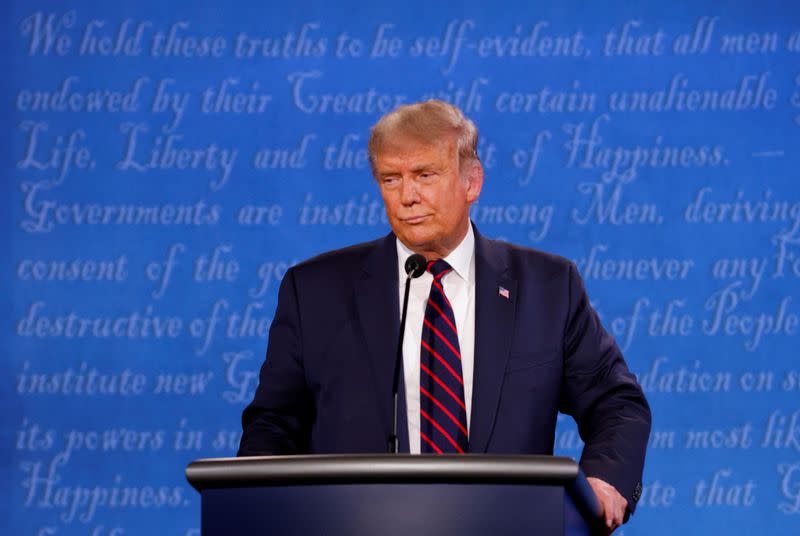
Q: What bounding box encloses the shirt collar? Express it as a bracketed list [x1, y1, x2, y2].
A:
[396, 222, 475, 283]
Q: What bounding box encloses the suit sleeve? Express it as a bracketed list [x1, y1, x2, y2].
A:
[238, 268, 313, 456]
[558, 261, 651, 516]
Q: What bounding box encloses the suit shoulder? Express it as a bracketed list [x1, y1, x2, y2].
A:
[489, 239, 574, 277]
[501, 241, 572, 267]
[289, 235, 389, 280]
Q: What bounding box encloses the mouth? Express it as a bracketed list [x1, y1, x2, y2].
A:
[400, 215, 430, 224]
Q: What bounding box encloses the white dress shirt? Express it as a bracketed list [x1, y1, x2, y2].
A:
[396, 224, 476, 454]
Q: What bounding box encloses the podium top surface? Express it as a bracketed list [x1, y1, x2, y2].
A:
[186, 454, 579, 491]
[186, 454, 604, 528]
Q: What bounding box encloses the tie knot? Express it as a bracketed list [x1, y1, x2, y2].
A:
[427, 259, 452, 278]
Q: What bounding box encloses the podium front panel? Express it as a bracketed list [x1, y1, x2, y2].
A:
[202, 483, 582, 535]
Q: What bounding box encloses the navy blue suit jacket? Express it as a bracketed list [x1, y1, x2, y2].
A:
[239, 226, 651, 512]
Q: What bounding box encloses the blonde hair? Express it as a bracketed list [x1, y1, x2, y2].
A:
[368, 100, 479, 176]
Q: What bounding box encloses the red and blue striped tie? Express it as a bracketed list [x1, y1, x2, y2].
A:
[420, 259, 468, 454]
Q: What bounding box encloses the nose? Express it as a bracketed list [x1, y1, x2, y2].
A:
[399, 177, 419, 206]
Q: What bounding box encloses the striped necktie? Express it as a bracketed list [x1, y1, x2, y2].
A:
[419, 259, 468, 454]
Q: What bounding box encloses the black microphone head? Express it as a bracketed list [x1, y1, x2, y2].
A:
[404, 254, 427, 278]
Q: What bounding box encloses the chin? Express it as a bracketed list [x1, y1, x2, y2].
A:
[400, 231, 433, 251]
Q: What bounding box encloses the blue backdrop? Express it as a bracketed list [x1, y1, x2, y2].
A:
[2, 0, 799, 534]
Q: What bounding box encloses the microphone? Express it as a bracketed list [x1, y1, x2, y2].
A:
[387, 253, 427, 453]
[404, 253, 427, 278]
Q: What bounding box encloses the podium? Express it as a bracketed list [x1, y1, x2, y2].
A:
[186, 454, 604, 535]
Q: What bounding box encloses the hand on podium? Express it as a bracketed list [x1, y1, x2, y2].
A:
[586, 477, 628, 534]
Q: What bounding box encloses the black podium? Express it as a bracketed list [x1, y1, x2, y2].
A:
[186, 454, 604, 535]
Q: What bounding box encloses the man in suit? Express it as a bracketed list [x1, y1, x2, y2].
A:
[238, 100, 651, 532]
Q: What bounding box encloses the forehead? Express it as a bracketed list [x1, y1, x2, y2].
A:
[373, 135, 456, 170]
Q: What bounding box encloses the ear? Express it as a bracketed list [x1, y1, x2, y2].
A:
[465, 160, 484, 204]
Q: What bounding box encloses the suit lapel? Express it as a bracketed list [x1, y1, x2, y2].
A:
[354, 233, 400, 443]
[469, 229, 516, 453]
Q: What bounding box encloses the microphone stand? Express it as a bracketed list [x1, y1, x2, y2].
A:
[387, 254, 425, 454]
[387, 274, 412, 454]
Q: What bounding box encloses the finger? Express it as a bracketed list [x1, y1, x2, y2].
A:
[610, 503, 624, 529]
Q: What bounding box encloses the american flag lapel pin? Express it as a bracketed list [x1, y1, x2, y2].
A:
[498, 286, 510, 299]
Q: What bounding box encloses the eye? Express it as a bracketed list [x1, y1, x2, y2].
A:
[418, 172, 437, 181]
[382, 176, 400, 188]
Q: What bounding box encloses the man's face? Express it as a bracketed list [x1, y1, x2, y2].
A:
[374, 135, 483, 259]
